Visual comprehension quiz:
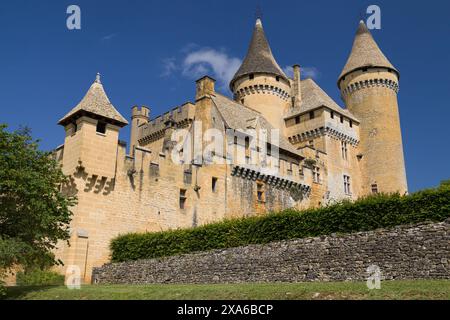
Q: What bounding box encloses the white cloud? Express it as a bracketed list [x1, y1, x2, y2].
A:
[160, 58, 177, 78]
[182, 48, 241, 88]
[101, 33, 117, 41]
[283, 65, 320, 80]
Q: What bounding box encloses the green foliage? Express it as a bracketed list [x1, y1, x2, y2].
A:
[0, 124, 76, 283]
[111, 187, 450, 263]
[16, 269, 65, 286]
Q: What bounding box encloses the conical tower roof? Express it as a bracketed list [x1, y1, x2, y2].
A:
[338, 21, 398, 84]
[59, 73, 128, 127]
[230, 19, 287, 90]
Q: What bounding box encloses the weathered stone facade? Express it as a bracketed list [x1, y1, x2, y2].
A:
[52, 19, 409, 283]
[92, 220, 450, 284]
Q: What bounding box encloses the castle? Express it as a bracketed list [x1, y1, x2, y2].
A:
[53, 19, 408, 282]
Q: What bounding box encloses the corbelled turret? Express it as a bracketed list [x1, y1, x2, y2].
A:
[338, 21, 399, 86]
[230, 19, 288, 90]
[230, 19, 291, 130]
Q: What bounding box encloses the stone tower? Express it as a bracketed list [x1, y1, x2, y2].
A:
[57, 73, 128, 281]
[129, 105, 150, 155]
[338, 21, 408, 195]
[230, 18, 291, 130]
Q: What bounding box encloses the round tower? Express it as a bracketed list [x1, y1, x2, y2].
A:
[230, 18, 291, 130]
[129, 105, 150, 155]
[338, 21, 408, 195]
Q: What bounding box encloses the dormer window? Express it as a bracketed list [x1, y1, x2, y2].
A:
[96, 121, 106, 134]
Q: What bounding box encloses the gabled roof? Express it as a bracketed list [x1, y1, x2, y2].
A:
[230, 19, 288, 90]
[58, 74, 128, 127]
[211, 93, 302, 157]
[285, 78, 359, 122]
[338, 21, 398, 84]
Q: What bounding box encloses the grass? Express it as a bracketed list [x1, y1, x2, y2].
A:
[5, 280, 450, 300]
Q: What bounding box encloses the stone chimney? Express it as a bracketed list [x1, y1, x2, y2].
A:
[195, 76, 216, 101]
[292, 65, 302, 108]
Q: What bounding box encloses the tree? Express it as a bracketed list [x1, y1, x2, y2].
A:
[0, 124, 76, 292]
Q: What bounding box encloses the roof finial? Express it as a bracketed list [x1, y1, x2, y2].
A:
[95, 72, 101, 84]
[255, 3, 263, 24]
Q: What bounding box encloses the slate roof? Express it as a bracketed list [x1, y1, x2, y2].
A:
[285, 79, 359, 122]
[211, 93, 302, 157]
[338, 21, 398, 83]
[230, 19, 288, 90]
[58, 74, 128, 127]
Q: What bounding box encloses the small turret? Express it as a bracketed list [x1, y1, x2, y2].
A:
[230, 18, 291, 129]
[130, 106, 150, 155]
[58, 73, 128, 178]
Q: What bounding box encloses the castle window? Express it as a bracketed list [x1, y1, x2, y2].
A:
[245, 136, 251, 163]
[341, 141, 348, 160]
[340, 116, 344, 124]
[241, 99, 245, 104]
[267, 144, 272, 157]
[313, 166, 321, 184]
[249, 74, 254, 80]
[212, 177, 218, 193]
[96, 121, 106, 134]
[295, 116, 300, 124]
[257, 183, 265, 202]
[330, 111, 334, 119]
[349, 120, 353, 128]
[371, 184, 379, 194]
[150, 163, 159, 177]
[309, 111, 315, 120]
[184, 169, 192, 185]
[179, 189, 187, 209]
[344, 175, 351, 195]
[276, 76, 280, 82]
[287, 162, 293, 176]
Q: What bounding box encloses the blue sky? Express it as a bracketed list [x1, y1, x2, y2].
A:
[0, 0, 449, 192]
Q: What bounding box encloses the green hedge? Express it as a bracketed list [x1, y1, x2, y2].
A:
[16, 269, 65, 286]
[111, 185, 450, 263]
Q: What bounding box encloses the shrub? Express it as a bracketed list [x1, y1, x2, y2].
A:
[111, 186, 450, 263]
[0, 282, 5, 299]
[16, 269, 64, 286]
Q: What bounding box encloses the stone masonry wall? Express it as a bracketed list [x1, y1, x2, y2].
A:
[92, 220, 450, 284]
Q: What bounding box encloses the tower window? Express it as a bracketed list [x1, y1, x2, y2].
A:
[212, 177, 218, 193]
[330, 111, 334, 119]
[371, 184, 379, 194]
[257, 183, 265, 202]
[313, 166, 321, 184]
[349, 120, 353, 128]
[96, 121, 106, 134]
[241, 99, 245, 104]
[341, 141, 348, 160]
[344, 175, 351, 195]
[295, 116, 300, 124]
[340, 116, 344, 124]
[309, 111, 315, 120]
[179, 189, 187, 209]
[184, 169, 192, 185]
[249, 74, 254, 80]
[276, 76, 280, 82]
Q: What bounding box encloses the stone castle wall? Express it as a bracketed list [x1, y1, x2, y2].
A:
[92, 220, 450, 284]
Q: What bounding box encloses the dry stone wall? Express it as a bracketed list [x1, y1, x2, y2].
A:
[92, 220, 450, 284]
